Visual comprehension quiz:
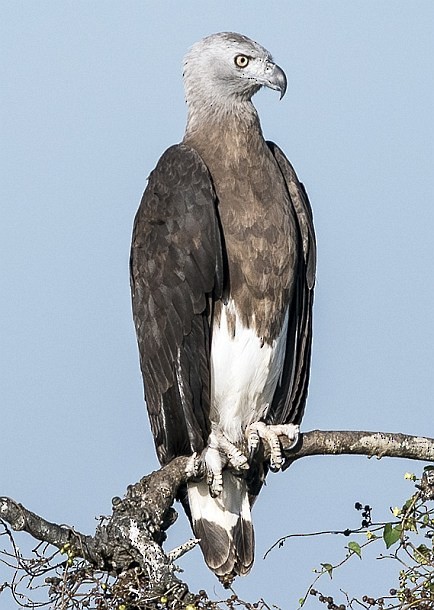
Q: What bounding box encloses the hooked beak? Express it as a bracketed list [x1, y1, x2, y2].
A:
[264, 62, 287, 99]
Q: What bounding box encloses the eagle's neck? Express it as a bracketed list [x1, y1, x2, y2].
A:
[184, 99, 263, 147]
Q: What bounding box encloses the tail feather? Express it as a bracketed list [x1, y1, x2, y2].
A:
[232, 512, 254, 575]
[193, 518, 233, 572]
[187, 472, 254, 578]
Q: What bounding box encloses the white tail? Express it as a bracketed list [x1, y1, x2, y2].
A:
[187, 471, 254, 578]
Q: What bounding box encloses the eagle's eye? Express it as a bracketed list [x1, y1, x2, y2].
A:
[234, 54, 250, 68]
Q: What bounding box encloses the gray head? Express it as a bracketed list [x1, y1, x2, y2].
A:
[183, 33, 287, 124]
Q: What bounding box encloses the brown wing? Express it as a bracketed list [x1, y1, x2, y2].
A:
[265, 141, 316, 426]
[130, 144, 223, 465]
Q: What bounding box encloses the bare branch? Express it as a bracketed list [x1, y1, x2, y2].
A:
[283, 430, 434, 469]
[0, 497, 98, 563]
[0, 456, 195, 603]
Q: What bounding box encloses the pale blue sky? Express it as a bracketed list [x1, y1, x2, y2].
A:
[1, 1, 433, 607]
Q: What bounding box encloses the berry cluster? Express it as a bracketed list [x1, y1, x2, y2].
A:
[361, 595, 385, 607]
[354, 502, 372, 528]
[309, 588, 346, 610]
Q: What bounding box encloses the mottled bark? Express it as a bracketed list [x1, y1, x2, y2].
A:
[283, 429, 434, 469]
[0, 456, 194, 601]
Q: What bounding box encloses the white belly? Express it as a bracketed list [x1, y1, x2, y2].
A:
[210, 300, 288, 443]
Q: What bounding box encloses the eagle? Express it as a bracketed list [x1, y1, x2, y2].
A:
[130, 32, 316, 581]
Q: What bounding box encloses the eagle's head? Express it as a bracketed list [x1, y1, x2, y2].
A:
[183, 32, 287, 108]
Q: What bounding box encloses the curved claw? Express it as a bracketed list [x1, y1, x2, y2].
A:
[246, 422, 300, 471]
[202, 445, 225, 497]
[185, 452, 202, 479]
[201, 430, 249, 496]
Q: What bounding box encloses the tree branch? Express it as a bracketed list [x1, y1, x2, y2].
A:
[0, 496, 98, 561]
[283, 429, 434, 469]
[0, 456, 195, 603]
[1, 429, 433, 602]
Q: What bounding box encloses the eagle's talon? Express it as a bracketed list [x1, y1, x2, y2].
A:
[209, 472, 223, 498]
[278, 423, 300, 451]
[227, 449, 249, 471]
[247, 422, 299, 471]
[185, 452, 202, 479]
[202, 443, 226, 496]
[200, 430, 250, 495]
[205, 465, 223, 497]
[247, 427, 260, 453]
[209, 430, 249, 472]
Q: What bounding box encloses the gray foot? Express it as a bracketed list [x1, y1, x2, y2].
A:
[247, 422, 300, 471]
[202, 431, 248, 497]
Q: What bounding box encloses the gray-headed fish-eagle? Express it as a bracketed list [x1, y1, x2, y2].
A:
[130, 32, 316, 582]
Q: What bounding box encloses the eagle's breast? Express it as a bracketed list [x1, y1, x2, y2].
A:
[186, 123, 300, 443]
[210, 299, 289, 444]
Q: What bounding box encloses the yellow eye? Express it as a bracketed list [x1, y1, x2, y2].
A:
[234, 54, 250, 68]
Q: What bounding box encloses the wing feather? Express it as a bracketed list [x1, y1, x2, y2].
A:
[130, 144, 223, 465]
[266, 142, 316, 426]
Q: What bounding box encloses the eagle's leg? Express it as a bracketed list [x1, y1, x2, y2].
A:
[202, 430, 249, 497]
[246, 422, 300, 471]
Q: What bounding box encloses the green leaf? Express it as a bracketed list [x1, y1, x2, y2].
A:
[414, 544, 431, 564]
[383, 522, 402, 548]
[402, 497, 413, 511]
[321, 563, 333, 579]
[347, 541, 362, 558]
[299, 598, 305, 607]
